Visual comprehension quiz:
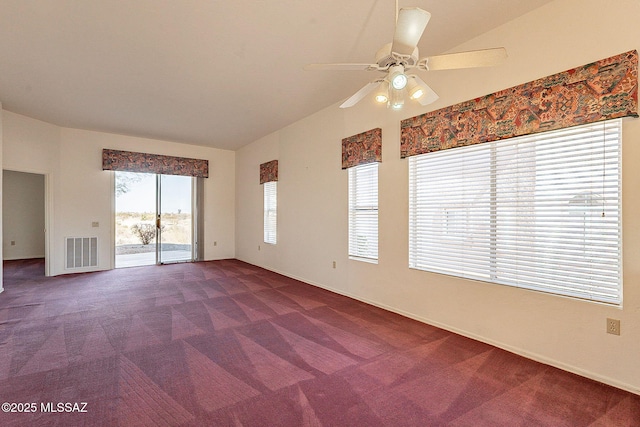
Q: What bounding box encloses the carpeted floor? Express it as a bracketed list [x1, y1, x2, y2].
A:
[0, 258, 638, 426]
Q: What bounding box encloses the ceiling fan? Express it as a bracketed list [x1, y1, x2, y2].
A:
[305, 6, 507, 109]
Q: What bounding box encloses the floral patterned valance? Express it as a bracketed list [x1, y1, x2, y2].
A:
[401, 50, 638, 158]
[342, 128, 382, 169]
[102, 149, 209, 178]
[260, 160, 278, 184]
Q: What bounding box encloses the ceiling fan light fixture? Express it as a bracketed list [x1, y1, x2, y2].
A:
[411, 88, 424, 99]
[389, 65, 407, 90]
[407, 77, 425, 99]
[391, 73, 407, 90]
[389, 87, 404, 109]
[375, 94, 388, 103]
[375, 81, 390, 103]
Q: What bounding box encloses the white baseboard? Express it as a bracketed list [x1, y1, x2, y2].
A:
[3, 255, 45, 261]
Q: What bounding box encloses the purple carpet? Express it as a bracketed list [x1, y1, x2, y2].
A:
[0, 258, 638, 426]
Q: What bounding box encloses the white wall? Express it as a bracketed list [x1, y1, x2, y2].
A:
[236, 0, 640, 394]
[2, 111, 235, 276]
[2, 170, 45, 260]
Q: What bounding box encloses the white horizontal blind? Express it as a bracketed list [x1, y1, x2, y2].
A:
[349, 162, 378, 261]
[409, 120, 622, 304]
[264, 181, 277, 244]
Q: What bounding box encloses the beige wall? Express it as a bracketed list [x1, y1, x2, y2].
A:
[2, 111, 236, 276]
[236, 0, 640, 394]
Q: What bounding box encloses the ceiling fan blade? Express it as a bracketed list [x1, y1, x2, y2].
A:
[304, 63, 378, 71]
[391, 8, 431, 56]
[339, 81, 382, 108]
[423, 47, 507, 71]
[411, 75, 439, 106]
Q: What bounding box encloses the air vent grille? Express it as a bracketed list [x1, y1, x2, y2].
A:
[65, 237, 98, 269]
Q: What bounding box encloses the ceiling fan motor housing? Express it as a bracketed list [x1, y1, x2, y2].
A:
[375, 43, 419, 69]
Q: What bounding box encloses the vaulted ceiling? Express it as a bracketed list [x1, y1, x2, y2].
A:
[0, 0, 554, 150]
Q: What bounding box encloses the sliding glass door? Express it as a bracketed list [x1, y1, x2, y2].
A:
[115, 171, 195, 268]
[158, 174, 193, 264]
[115, 172, 156, 268]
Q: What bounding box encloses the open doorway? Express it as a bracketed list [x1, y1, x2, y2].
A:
[2, 170, 47, 277]
[114, 171, 195, 268]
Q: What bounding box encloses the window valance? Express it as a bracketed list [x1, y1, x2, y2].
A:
[342, 128, 382, 169]
[401, 50, 638, 158]
[260, 160, 278, 184]
[102, 149, 209, 178]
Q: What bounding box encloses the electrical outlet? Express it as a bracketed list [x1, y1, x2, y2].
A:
[606, 318, 620, 335]
[92, 221, 99, 228]
[332, 261, 336, 269]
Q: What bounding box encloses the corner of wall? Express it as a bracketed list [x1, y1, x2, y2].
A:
[0, 101, 4, 292]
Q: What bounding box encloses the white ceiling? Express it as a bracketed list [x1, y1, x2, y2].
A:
[0, 0, 554, 150]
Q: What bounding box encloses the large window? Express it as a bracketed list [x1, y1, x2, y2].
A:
[264, 181, 277, 244]
[408, 120, 622, 304]
[349, 162, 378, 262]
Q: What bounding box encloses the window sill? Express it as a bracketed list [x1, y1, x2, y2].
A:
[349, 256, 378, 265]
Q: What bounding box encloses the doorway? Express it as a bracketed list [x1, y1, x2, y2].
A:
[115, 171, 195, 268]
[2, 169, 49, 277]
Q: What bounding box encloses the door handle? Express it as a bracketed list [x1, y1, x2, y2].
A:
[156, 217, 161, 229]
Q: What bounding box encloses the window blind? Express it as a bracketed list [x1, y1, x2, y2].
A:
[349, 162, 378, 261]
[264, 181, 277, 244]
[408, 120, 622, 304]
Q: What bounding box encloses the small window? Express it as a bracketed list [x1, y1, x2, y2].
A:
[348, 162, 378, 262]
[264, 181, 277, 244]
[408, 120, 622, 304]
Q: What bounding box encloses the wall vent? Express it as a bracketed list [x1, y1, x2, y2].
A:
[65, 237, 98, 269]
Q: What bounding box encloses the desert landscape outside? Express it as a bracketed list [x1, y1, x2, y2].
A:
[115, 171, 193, 267]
